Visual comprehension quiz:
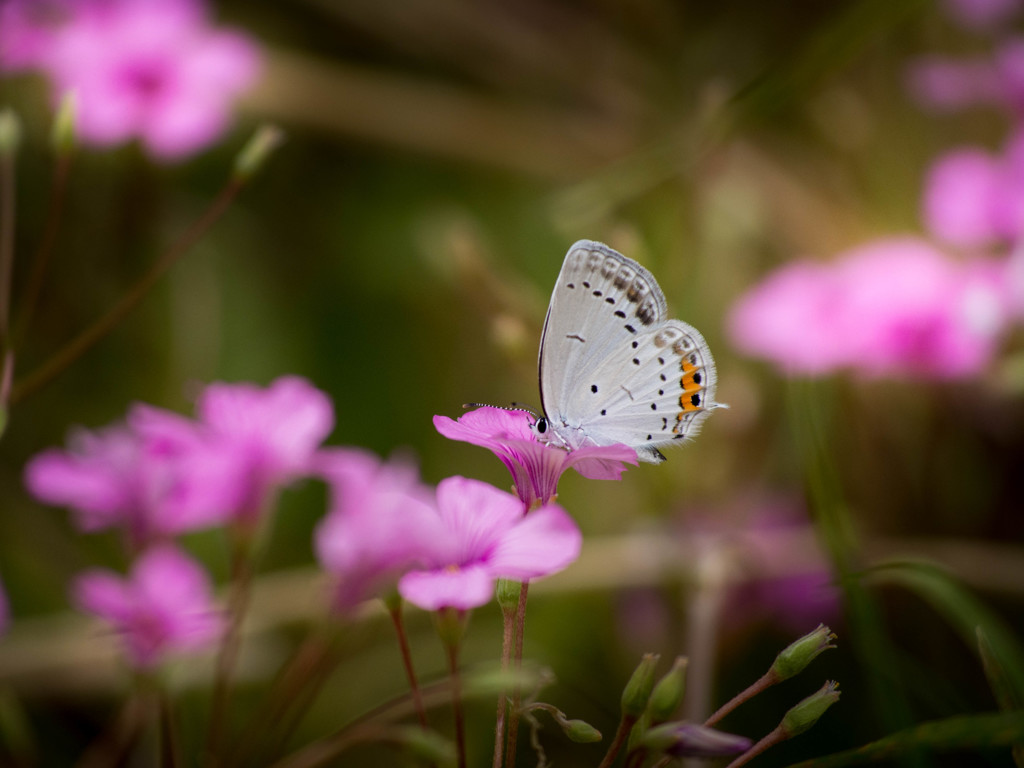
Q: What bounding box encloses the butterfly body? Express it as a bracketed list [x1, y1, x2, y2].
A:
[535, 240, 722, 463]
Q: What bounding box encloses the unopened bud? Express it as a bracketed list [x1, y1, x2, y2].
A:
[232, 124, 284, 182]
[433, 606, 467, 652]
[52, 93, 76, 155]
[772, 625, 836, 681]
[563, 718, 602, 743]
[0, 110, 20, 157]
[781, 680, 841, 738]
[639, 722, 752, 759]
[496, 578, 521, 612]
[621, 653, 660, 719]
[648, 656, 688, 723]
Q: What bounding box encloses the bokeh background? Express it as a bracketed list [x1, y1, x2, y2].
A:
[1, 0, 1023, 765]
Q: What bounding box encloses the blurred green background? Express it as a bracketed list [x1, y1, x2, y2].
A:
[2, 0, 1023, 765]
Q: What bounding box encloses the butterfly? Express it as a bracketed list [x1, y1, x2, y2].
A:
[532, 240, 723, 463]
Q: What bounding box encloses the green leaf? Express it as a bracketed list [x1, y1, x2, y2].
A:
[866, 560, 1024, 699]
[783, 711, 1024, 768]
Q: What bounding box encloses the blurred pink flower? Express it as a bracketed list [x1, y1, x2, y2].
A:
[923, 131, 1024, 247]
[398, 476, 582, 611]
[727, 261, 850, 376]
[907, 40, 1024, 115]
[728, 238, 1013, 379]
[0, 0, 260, 159]
[73, 545, 223, 668]
[26, 376, 334, 541]
[25, 418, 238, 547]
[0, 0, 70, 70]
[180, 375, 334, 525]
[433, 407, 637, 509]
[940, 0, 1021, 30]
[314, 449, 441, 615]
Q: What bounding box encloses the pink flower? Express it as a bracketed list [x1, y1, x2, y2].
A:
[727, 238, 1013, 379]
[0, 0, 260, 160]
[25, 418, 237, 546]
[25, 376, 334, 541]
[433, 407, 637, 509]
[0, 0, 70, 70]
[727, 260, 851, 375]
[314, 449, 441, 614]
[940, 0, 1020, 30]
[398, 476, 582, 611]
[187, 376, 335, 523]
[907, 41, 1024, 115]
[73, 545, 223, 668]
[922, 131, 1024, 247]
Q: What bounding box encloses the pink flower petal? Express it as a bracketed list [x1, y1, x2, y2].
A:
[484, 502, 581, 580]
[399, 563, 495, 611]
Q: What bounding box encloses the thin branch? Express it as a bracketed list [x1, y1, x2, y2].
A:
[10, 177, 242, 404]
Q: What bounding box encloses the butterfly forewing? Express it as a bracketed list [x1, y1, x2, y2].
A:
[538, 240, 720, 462]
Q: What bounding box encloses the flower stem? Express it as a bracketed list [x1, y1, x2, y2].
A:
[231, 625, 337, 765]
[206, 531, 255, 764]
[158, 688, 182, 768]
[703, 670, 775, 727]
[503, 581, 530, 768]
[0, 140, 16, 429]
[596, 715, 636, 768]
[10, 176, 243, 404]
[14, 150, 72, 342]
[491, 603, 517, 768]
[389, 603, 429, 730]
[0, 138, 15, 348]
[446, 640, 467, 768]
[722, 724, 784, 768]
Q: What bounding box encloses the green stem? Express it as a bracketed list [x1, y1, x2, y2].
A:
[596, 715, 637, 768]
[492, 603, 517, 768]
[10, 177, 242, 404]
[703, 670, 775, 727]
[158, 688, 182, 768]
[205, 531, 255, 765]
[723, 724, 784, 768]
[14, 151, 72, 341]
[390, 603, 430, 730]
[447, 641, 467, 768]
[503, 581, 530, 768]
[0, 148, 15, 346]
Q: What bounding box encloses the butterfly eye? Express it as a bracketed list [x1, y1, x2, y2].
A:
[535, 417, 548, 434]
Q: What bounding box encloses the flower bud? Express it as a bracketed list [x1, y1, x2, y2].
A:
[781, 680, 841, 738]
[621, 653, 660, 719]
[772, 624, 836, 681]
[648, 656, 688, 723]
[0, 110, 20, 157]
[639, 722, 752, 759]
[562, 718, 602, 743]
[51, 93, 77, 156]
[232, 124, 284, 182]
[495, 578, 521, 612]
[433, 606, 467, 652]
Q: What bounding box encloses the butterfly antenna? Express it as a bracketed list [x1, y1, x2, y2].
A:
[463, 402, 539, 418]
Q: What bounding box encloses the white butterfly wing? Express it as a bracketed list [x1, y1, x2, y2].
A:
[538, 240, 719, 463]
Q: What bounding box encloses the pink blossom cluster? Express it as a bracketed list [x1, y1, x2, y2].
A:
[729, 0, 1024, 380]
[314, 406, 637, 613]
[728, 238, 1013, 379]
[25, 388, 629, 663]
[25, 375, 334, 667]
[0, 0, 260, 159]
